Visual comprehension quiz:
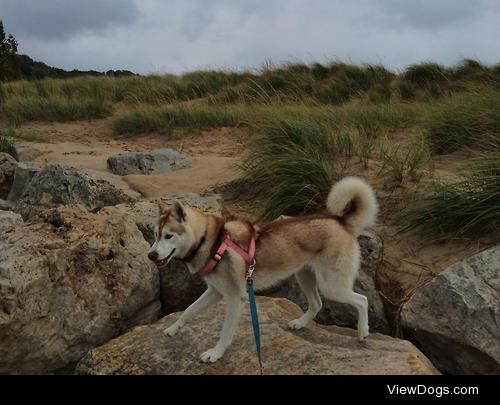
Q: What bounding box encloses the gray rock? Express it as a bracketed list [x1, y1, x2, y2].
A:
[0, 205, 160, 374]
[266, 232, 390, 334]
[0, 210, 23, 233]
[14, 145, 45, 162]
[75, 297, 439, 375]
[7, 162, 41, 202]
[0, 199, 14, 211]
[107, 149, 191, 176]
[105, 193, 226, 314]
[401, 245, 500, 374]
[0, 153, 17, 199]
[15, 164, 140, 219]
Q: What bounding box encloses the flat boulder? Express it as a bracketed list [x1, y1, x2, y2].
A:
[76, 297, 438, 375]
[0, 205, 160, 374]
[401, 245, 500, 374]
[15, 164, 140, 219]
[0, 152, 17, 199]
[107, 149, 191, 176]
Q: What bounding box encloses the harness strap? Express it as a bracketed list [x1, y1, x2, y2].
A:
[199, 233, 255, 277]
[199, 231, 263, 375]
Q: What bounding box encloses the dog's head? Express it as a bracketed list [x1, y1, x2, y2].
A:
[147, 200, 195, 268]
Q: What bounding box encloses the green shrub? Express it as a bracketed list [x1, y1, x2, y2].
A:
[0, 133, 17, 159]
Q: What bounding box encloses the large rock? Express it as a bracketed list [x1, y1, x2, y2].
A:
[0, 152, 17, 199]
[108, 193, 226, 314]
[7, 162, 41, 202]
[401, 245, 500, 374]
[107, 149, 191, 176]
[75, 297, 438, 375]
[0, 210, 23, 233]
[0, 199, 14, 211]
[15, 164, 140, 219]
[266, 233, 389, 334]
[14, 145, 45, 162]
[0, 205, 160, 374]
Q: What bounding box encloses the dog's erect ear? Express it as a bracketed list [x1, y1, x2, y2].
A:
[172, 200, 186, 222]
[157, 201, 167, 217]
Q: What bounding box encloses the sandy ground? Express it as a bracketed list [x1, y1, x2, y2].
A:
[11, 118, 496, 324]
[15, 121, 248, 197]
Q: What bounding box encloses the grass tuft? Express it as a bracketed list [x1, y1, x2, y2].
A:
[240, 116, 337, 220]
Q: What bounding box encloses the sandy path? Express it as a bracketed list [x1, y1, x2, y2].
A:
[14, 121, 249, 198]
[123, 156, 241, 197]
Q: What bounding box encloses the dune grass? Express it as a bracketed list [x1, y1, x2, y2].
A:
[2, 95, 112, 125]
[400, 140, 500, 235]
[425, 88, 500, 154]
[112, 105, 245, 136]
[0, 132, 17, 159]
[240, 115, 338, 220]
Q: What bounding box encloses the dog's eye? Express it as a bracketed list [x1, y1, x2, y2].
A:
[165, 234, 174, 240]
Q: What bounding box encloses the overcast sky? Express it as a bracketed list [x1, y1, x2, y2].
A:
[1, 0, 499, 74]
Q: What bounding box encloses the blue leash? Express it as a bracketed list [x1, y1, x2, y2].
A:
[246, 260, 264, 375]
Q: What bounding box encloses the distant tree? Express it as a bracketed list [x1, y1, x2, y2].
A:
[0, 20, 20, 81]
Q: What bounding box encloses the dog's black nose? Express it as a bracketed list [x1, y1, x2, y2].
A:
[148, 251, 158, 261]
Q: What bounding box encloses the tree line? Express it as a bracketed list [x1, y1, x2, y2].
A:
[0, 20, 136, 81]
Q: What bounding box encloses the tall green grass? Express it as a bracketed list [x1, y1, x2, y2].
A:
[425, 88, 500, 154]
[240, 115, 339, 220]
[401, 141, 500, 235]
[112, 105, 244, 136]
[0, 132, 17, 159]
[2, 95, 112, 125]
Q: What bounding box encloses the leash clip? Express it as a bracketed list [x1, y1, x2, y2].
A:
[246, 259, 256, 283]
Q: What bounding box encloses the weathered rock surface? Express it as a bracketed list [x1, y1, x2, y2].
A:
[107, 149, 191, 176]
[15, 164, 140, 219]
[76, 297, 438, 375]
[0, 152, 17, 199]
[0, 205, 160, 374]
[401, 245, 500, 375]
[0, 199, 14, 211]
[0, 210, 23, 233]
[265, 233, 389, 334]
[14, 145, 45, 162]
[107, 193, 226, 314]
[7, 162, 41, 202]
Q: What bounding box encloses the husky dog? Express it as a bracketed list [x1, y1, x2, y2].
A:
[148, 177, 378, 363]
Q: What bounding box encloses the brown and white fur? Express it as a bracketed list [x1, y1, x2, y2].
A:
[148, 176, 378, 363]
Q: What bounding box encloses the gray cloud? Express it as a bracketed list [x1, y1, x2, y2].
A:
[1, 0, 139, 39]
[2, 0, 499, 74]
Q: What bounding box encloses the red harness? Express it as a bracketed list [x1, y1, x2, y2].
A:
[199, 232, 256, 277]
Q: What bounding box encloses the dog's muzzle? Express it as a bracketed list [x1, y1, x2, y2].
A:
[148, 248, 176, 267]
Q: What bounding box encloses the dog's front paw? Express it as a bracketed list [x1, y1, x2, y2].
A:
[200, 347, 224, 363]
[163, 323, 181, 337]
[288, 318, 307, 330]
[358, 326, 369, 342]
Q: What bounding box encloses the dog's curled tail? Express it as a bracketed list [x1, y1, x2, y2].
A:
[326, 176, 378, 236]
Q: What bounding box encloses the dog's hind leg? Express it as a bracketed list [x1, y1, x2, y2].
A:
[289, 267, 322, 330]
[316, 254, 369, 341]
[200, 295, 243, 363]
[164, 286, 222, 337]
[331, 290, 369, 341]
